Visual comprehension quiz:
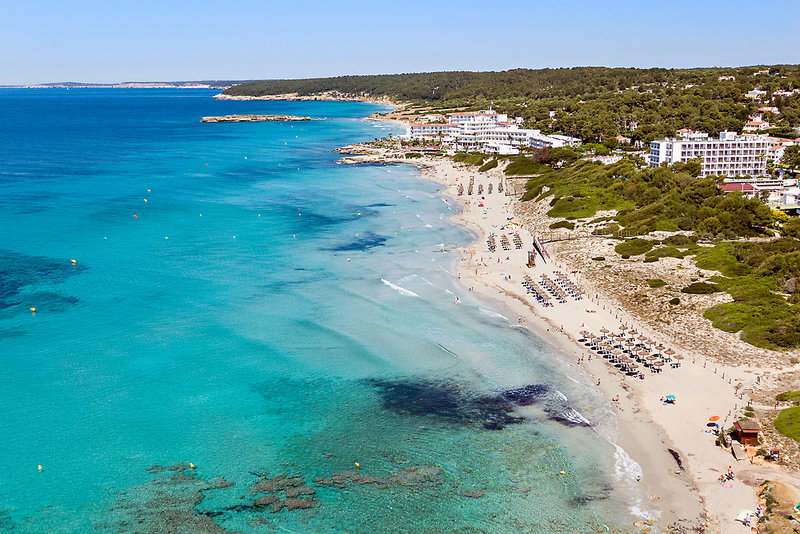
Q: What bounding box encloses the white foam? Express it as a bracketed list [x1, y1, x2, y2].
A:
[612, 444, 660, 521]
[479, 308, 509, 322]
[380, 279, 420, 298]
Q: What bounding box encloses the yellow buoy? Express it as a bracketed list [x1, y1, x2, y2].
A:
[165, 236, 169, 240]
[38, 465, 42, 471]
[70, 259, 77, 265]
[189, 463, 195, 469]
[560, 471, 565, 475]
[147, 189, 151, 193]
[143, 198, 148, 203]
[232, 236, 236, 239]
[200, 214, 203, 217]
[30, 307, 36, 313]
[354, 462, 360, 469]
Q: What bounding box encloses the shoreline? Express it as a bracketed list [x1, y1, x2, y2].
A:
[214, 92, 404, 107]
[336, 133, 795, 531]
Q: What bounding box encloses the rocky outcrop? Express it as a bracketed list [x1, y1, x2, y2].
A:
[200, 114, 323, 123]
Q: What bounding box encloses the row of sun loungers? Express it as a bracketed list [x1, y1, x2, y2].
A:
[552, 270, 583, 300]
[579, 328, 684, 377]
[512, 233, 523, 249]
[522, 275, 552, 306]
[500, 235, 511, 251]
[487, 235, 496, 252]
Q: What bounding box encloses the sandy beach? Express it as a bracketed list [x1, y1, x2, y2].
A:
[336, 142, 800, 533]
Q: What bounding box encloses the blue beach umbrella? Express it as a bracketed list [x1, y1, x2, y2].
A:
[665, 395, 676, 401]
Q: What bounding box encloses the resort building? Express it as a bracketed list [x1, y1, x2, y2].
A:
[406, 108, 582, 154]
[584, 155, 624, 165]
[649, 131, 771, 178]
[528, 133, 581, 149]
[407, 123, 456, 141]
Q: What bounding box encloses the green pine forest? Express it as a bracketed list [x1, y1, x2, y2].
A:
[224, 66, 800, 143]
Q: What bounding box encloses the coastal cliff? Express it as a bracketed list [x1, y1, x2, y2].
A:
[214, 91, 400, 106]
[200, 114, 323, 123]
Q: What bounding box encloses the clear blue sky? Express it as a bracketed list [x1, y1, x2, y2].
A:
[2, 0, 799, 84]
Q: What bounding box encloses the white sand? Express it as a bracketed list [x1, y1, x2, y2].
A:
[418, 157, 760, 532]
[337, 141, 800, 531]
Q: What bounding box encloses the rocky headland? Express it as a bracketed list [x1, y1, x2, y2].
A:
[200, 114, 324, 123]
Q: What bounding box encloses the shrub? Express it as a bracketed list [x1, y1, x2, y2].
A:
[646, 279, 667, 288]
[505, 156, 548, 175]
[592, 256, 605, 261]
[405, 152, 422, 159]
[549, 220, 575, 230]
[453, 152, 485, 166]
[615, 238, 655, 256]
[669, 297, 680, 305]
[681, 282, 720, 294]
[776, 391, 800, 405]
[645, 246, 692, 261]
[479, 159, 498, 172]
[662, 234, 698, 248]
[775, 406, 800, 442]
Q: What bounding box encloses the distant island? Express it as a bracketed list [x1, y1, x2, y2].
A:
[200, 114, 324, 123]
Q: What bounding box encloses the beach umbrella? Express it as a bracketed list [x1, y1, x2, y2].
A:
[664, 348, 675, 355]
[629, 329, 638, 335]
[646, 355, 657, 360]
[653, 361, 664, 366]
[665, 395, 676, 401]
[600, 327, 609, 334]
[620, 325, 628, 331]
[656, 344, 665, 350]
[709, 416, 720, 422]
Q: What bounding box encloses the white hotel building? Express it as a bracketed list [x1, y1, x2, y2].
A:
[649, 130, 771, 178]
[407, 109, 580, 154]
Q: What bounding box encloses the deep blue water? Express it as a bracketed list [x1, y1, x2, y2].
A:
[0, 89, 644, 532]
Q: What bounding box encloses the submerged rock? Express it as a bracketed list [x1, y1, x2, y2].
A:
[104, 470, 237, 533]
[270, 497, 320, 513]
[252, 495, 279, 507]
[249, 474, 305, 495]
[285, 486, 316, 498]
[460, 490, 485, 498]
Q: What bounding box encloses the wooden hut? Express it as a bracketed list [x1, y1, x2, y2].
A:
[733, 420, 761, 445]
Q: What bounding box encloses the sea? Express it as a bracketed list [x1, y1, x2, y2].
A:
[0, 89, 651, 533]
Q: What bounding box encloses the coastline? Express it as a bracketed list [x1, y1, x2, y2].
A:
[336, 135, 794, 531]
[214, 91, 402, 106]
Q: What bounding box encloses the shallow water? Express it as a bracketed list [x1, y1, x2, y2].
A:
[0, 89, 646, 532]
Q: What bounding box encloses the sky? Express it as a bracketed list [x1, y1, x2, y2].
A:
[1, 0, 799, 85]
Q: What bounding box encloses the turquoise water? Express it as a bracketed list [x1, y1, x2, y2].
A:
[0, 89, 643, 532]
